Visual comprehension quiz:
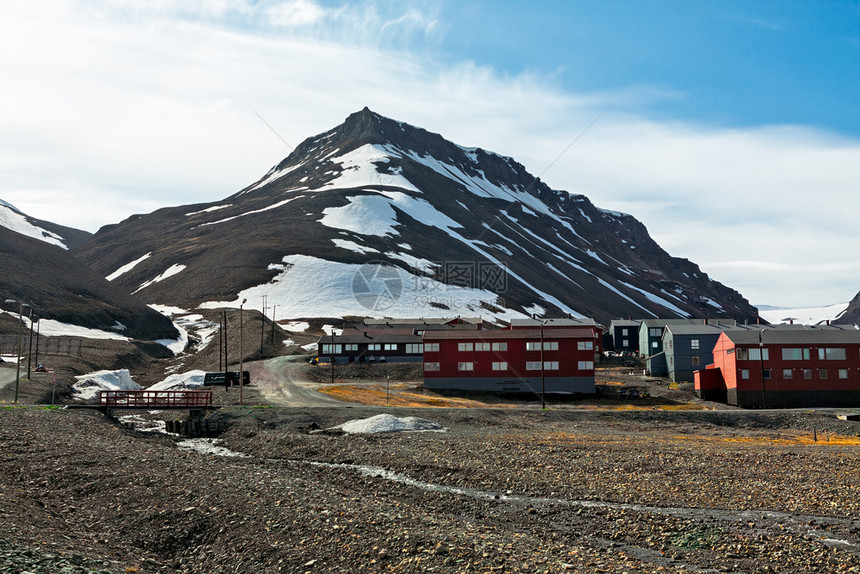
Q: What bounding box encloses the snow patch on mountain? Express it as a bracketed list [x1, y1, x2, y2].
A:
[200, 198, 299, 227]
[106, 252, 152, 281]
[199, 254, 530, 322]
[321, 194, 401, 236]
[135, 264, 187, 293]
[332, 239, 380, 254]
[0, 201, 68, 249]
[758, 302, 850, 325]
[620, 281, 692, 318]
[320, 145, 420, 192]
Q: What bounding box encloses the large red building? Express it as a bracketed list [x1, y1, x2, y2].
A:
[698, 329, 860, 408]
[422, 327, 597, 393]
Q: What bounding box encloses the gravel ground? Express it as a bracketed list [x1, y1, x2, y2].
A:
[2, 406, 860, 573]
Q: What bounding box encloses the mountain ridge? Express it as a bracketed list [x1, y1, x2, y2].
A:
[72, 108, 759, 325]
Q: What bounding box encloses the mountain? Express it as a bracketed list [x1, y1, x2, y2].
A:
[72, 107, 759, 325]
[0, 200, 91, 250]
[834, 292, 860, 326]
[0, 202, 178, 340]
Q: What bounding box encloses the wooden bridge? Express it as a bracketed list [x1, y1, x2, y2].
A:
[99, 389, 214, 409]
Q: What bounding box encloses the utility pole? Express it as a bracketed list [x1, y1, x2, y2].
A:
[260, 295, 267, 355]
[239, 299, 247, 406]
[4, 299, 29, 403]
[270, 304, 278, 344]
[27, 309, 36, 379]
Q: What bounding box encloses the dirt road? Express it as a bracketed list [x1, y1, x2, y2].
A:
[244, 356, 344, 407]
[0, 364, 17, 392]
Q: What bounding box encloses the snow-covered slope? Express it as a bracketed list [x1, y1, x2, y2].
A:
[758, 302, 850, 326]
[0, 200, 91, 250]
[73, 108, 759, 325]
[0, 202, 177, 341]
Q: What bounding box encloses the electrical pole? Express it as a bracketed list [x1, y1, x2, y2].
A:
[260, 295, 267, 355]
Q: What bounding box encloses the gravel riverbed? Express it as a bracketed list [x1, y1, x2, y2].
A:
[2, 406, 860, 573]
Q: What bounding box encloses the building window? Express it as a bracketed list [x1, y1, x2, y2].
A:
[803, 369, 813, 379]
[622, 339, 628, 347]
[737, 348, 769, 361]
[544, 361, 559, 370]
[740, 369, 750, 380]
[691, 356, 701, 367]
[783, 369, 793, 380]
[491, 342, 507, 351]
[839, 369, 849, 380]
[649, 328, 662, 337]
[384, 343, 398, 351]
[669, 356, 674, 366]
[763, 369, 772, 380]
[691, 339, 700, 350]
[526, 361, 541, 370]
[368, 344, 381, 351]
[652, 341, 658, 349]
[344, 344, 358, 351]
[544, 341, 559, 351]
[457, 362, 474, 371]
[405, 344, 423, 354]
[321, 344, 342, 354]
[577, 341, 594, 351]
[819, 348, 847, 361]
[819, 368, 828, 379]
[475, 342, 491, 351]
[782, 348, 810, 361]
[424, 343, 439, 352]
[458, 342, 473, 352]
[578, 361, 594, 370]
[492, 362, 507, 371]
[424, 362, 440, 371]
[621, 328, 628, 336]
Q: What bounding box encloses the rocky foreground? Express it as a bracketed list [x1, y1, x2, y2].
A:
[2, 406, 860, 573]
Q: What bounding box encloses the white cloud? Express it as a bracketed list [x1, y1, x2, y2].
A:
[1, 1, 858, 309]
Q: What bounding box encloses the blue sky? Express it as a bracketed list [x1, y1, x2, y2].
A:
[2, 0, 860, 310]
[441, 1, 860, 133]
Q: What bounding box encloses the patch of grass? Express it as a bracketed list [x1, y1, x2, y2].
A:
[671, 527, 724, 549]
[318, 384, 493, 408]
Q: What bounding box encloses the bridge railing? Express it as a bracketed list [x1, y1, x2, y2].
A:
[98, 390, 213, 408]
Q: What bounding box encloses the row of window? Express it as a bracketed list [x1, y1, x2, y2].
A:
[734, 347, 850, 362]
[424, 361, 595, 372]
[458, 342, 508, 352]
[325, 339, 598, 355]
[456, 341, 594, 352]
[740, 368, 850, 380]
[321, 342, 440, 354]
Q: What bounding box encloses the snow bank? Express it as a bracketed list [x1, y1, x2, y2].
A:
[758, 302, 850, 326]
[148, 370, 207, 391]
[337, 414, 444, 434]
[72, 369, 141, 401]
[285, 321, 310, 332]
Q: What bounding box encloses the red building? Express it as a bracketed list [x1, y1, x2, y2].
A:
[422, 327, 597, 393]
[699, 329, 860, 408]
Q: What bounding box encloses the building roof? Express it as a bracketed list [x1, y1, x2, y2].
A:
[509, 318, 602, 328]
[722, 327, 860, 345]
[609, 319, 641, 328]
[423, 327, 597, 341]
[641, 318, 739, 329]
[317, 328, 422, 344]
[361, 317, 483, 328]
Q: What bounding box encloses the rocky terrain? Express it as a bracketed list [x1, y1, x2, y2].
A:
[2, 405, 860, 573]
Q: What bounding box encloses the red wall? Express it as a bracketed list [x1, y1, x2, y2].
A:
[423, 335, 595, 380]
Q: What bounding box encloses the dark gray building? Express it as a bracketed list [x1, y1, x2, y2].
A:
[609, 319, 641, 353]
